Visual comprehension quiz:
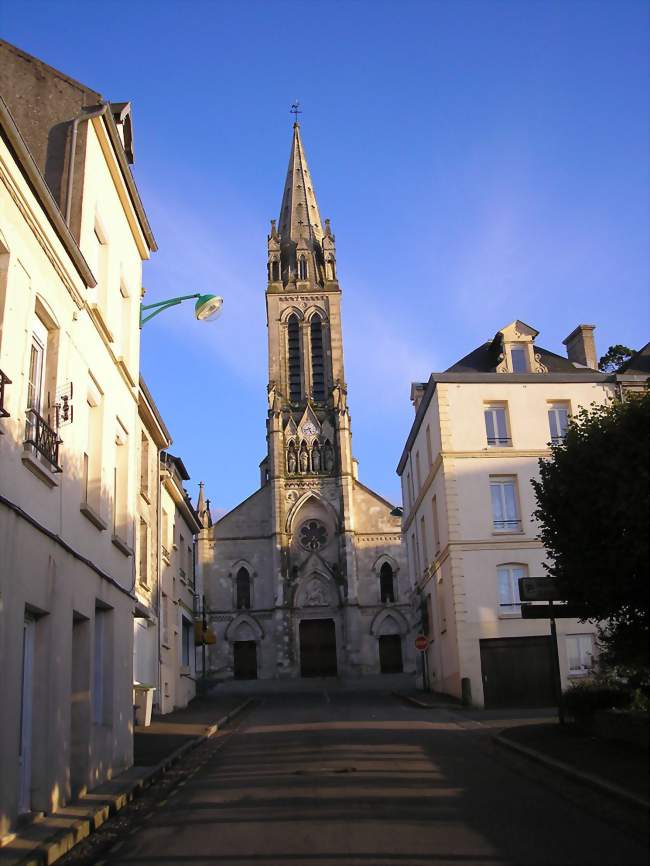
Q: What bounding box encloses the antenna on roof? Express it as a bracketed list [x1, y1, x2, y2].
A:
[290, 100, 302, 125]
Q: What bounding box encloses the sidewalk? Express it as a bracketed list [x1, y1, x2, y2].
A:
[0, 696, 252, 866]
[495, 721, 650, 809]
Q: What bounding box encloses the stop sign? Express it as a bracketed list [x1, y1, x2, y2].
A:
[415, 635, 428, 651]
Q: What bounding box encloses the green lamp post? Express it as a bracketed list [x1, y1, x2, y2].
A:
[140, 293, 223, 327]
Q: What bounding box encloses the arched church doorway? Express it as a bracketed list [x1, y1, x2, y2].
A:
[299, 619, 337, 677]
[379, 635, 403, 673]
[233, 641, 257, 679]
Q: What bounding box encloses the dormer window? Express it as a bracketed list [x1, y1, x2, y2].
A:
[298, 256, 308, 281]
[510, 347, 528, 373]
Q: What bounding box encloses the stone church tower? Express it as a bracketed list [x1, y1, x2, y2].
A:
[198, 122, 414, 682]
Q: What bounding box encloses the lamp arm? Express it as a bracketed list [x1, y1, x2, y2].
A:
[140, 293, 201, 327]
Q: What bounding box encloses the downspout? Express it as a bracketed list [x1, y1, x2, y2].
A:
[65, 103, 108, 226]
[156, 451, 163, 711]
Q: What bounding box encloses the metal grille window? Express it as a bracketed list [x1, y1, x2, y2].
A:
[497, 564, 526, 613]
[490, 477, 521, 531]
[310, 314, 325, 401]
[287, 315, 301, 402]
[548, 403, 569, 444]
[484, 405, 511, 446]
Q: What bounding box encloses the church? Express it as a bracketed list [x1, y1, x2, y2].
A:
[197, 121, 415, 681]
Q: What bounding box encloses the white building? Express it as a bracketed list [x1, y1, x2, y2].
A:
[0, 42, 155, 836]
[397, 321, 614, 708]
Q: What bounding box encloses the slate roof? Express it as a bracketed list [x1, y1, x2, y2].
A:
[617, 342, 650, 376]
[445, 342, 589, 374]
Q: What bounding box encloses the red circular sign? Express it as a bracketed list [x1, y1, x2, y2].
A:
[415, 635, 428, 651]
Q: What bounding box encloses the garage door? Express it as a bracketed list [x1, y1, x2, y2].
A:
[480, 636, 555, 708]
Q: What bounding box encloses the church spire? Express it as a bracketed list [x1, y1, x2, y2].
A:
[278, 122, 324, 247]
[270, 120, 334, 289]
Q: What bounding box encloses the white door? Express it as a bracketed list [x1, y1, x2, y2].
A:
[19, 616, 35, 814]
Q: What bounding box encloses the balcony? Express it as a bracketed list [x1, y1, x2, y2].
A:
[492, 518, 522, 532]
[24, 408, 62, 472]
[0, 368, 10, 418]
[487, 437, 512, 447]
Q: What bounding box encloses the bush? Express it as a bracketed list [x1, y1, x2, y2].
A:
[563, 682, 630, 719]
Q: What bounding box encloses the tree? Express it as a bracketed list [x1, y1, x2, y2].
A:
[598, 344, 636, 373]
[532, 393, 649, 682]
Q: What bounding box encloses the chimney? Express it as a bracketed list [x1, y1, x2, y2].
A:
[563, 325, 597, 370]
[410, 382, 426, 413]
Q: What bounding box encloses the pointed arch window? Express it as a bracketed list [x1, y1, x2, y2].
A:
[287, 314, 301, 402]
[270, 260, 280, 282]
[298, 256, 308, 281]
[236, 567, 251, 610]
[380, 562, 396, 603]
[310, 313, 325, 401]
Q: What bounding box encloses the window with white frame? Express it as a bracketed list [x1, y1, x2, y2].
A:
[497, 563, 526, 613]
[548, 402, 570, 444]
[566, 634, 594, 675]
[490, 477, 521, 531]
[484, 404, 511, 447]
[138, 518, 148, 587]
[510, 347, 528, 373]
[420, 516, 428, 571]
[431, 495, 440, 553]
[181, 617, 192, 668]
[426, 424, 433, 468]
[27, 317, 48, 413]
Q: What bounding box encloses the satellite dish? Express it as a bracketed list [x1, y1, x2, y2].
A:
[194, 294, 223, 322]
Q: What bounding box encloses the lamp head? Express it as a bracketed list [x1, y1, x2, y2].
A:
[194, 294, 223, 322]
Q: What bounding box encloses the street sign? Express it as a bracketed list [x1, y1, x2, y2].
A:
[518, 576, 566, 602]
[415, 635, 428, 651]
[521, 603, 589, 620]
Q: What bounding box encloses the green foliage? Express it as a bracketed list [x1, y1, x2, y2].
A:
[563, 681, 631, 718]
[532, 393, 650, 679]
[598, 344, 636, 373]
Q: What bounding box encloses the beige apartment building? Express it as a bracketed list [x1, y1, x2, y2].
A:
[134, 380, 171, 706]
[159, 452, 203, 712]
[0, 43, 155, 836]
[398, 320, 616, 708]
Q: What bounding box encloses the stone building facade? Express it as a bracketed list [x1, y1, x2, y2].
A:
[198, 123, 414, 682]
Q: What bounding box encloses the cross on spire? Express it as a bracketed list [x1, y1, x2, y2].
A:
[290, 100, 302, 125]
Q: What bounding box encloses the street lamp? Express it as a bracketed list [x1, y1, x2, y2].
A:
[140, 293, 223, 327]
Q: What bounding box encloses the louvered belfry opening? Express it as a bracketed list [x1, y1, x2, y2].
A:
[288, 314, 302, 402]
[310, 314, 325, 401]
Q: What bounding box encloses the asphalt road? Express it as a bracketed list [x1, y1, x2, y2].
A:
[99, 691, 648, 866]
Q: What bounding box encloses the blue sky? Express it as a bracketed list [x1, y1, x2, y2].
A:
[4, 0, 648, 511]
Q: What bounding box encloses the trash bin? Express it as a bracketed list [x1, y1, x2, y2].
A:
[133, 683, 156, 727]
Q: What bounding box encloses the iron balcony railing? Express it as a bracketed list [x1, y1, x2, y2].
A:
[24, 407, 62, 472]
[493, 518, 521, 531]
[0, 369, 11, 418]
[487, 436, 512, 447]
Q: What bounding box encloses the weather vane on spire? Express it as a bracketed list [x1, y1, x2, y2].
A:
[290, 100, 302, 124]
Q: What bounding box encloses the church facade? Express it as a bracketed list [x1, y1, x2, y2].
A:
[198, 123, 415, 681]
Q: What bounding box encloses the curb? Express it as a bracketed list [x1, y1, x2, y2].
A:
[493, 732, 650, 813]
[10, 698, 254, 866]
[391, 691, 460, 710]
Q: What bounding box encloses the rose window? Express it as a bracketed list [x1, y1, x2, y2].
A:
[299, 520, 328, 551]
